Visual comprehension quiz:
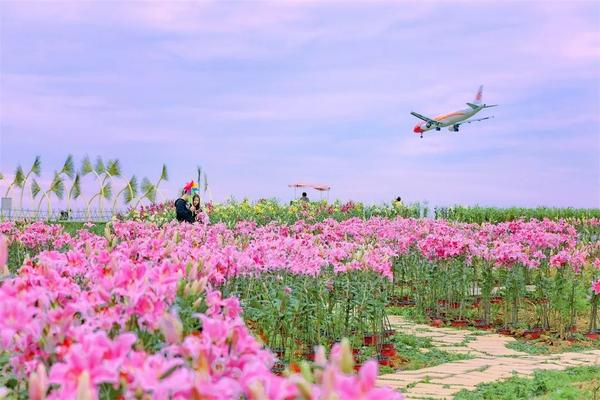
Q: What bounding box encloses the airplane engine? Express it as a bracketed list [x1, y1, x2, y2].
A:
[448, 125, 459, 132]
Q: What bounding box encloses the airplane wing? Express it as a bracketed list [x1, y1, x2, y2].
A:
[467, 103, 498, 110]
[456, 116, 494, 126]
[410, 112, 440, 125]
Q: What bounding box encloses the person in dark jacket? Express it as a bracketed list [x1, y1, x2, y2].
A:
[175, 190, 195, 223]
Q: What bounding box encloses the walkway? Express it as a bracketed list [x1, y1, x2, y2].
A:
[377, 316, 600, 399]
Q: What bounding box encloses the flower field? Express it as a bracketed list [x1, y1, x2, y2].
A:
[0, 213, 599, 399]
[435, 205, 600, 224]
[125, 199, 423, 226]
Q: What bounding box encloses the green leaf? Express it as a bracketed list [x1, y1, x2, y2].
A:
[124, 175, 138, 204]
[159, 363, 183, 380]
[61, 155, 75, 179]
[141, 178, 156, 203]
[161, 164, 168, 181]
[31, 155, 42, 176]
[14, 165, 25, 187]
[81, 156, 93, 175]
[106, 159, 121, 177]
[31, 179, 41, 199]
[70, 174, 81, 199]
[102, 181, 112, 200]
[95, 157, 106, 175]
[50, 172, 65, 200]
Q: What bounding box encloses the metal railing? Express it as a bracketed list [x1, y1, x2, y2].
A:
[0, 208, 117, 222]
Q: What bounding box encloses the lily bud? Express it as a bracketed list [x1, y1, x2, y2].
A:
[312, 346, 328, 384]
[196, 352, 210, 378]
[300, 361, 313, 383]
[104, 222, 112, 241]
[159, 312, 183, 345]
[199, 276, 208, 291]
[294, 377, 313, 400]
[339, 338, 354, 374]
[28, 364, 48, 400]
[193, 297, 203, 309]
[76, 371, 93, 400]
[190, 280, 202, 295]
[188, 263, 198, 280]
[314, 346, 327, 368]
[0, 235, 7, 271]
[0, 264, 8, 278]
[248, 381, 268, 400]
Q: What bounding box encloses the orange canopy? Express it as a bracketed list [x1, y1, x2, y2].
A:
[288, 182, 331, 192]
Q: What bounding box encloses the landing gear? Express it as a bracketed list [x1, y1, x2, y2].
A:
[435, 127, 441, 131]
[420, 134, 423, 139]
[453, 124, 460, 132]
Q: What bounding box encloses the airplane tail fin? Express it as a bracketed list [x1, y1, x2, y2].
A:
[474, 85, 483, 104]
[467, 85, 488, 109]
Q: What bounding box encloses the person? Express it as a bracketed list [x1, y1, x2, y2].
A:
[175, 190, 195, 223]
[393, 196, 403, 208]
[190, 194, 202, 219]
[300, 192, 309, 202]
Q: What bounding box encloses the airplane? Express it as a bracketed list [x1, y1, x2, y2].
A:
[411, 85, 497, 138]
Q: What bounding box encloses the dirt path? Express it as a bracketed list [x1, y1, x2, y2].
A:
[377, 316, 600, 399]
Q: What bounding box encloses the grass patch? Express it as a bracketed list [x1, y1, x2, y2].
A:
[386, 306, 428, 322]
[506, 337, 600, 355]
[454, 365, 600, 400]
[390, 331, 474, 371]
[56, 221, 107, 236]
[459, 335, 478, 346]
[415, 327, 432, 333]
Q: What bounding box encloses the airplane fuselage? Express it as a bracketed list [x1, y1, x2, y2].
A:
[413, 106, 482, 134]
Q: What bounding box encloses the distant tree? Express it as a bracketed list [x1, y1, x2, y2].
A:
[82, 156, 121, 218]
[19, 156, 41, 209]
[66, 174, 81, 216]
[154, 164, 168, 201]
[4, 165, 24, 199]
[112, 175, 138, 214]
[59, 155, 75, 180]
[32, 172, 64, 218]
[134, 177, 157, 208]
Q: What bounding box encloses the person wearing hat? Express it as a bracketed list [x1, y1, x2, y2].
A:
[175, 181, 196, 223]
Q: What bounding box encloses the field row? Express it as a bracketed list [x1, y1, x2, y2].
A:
[0, 216, 598, 399]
